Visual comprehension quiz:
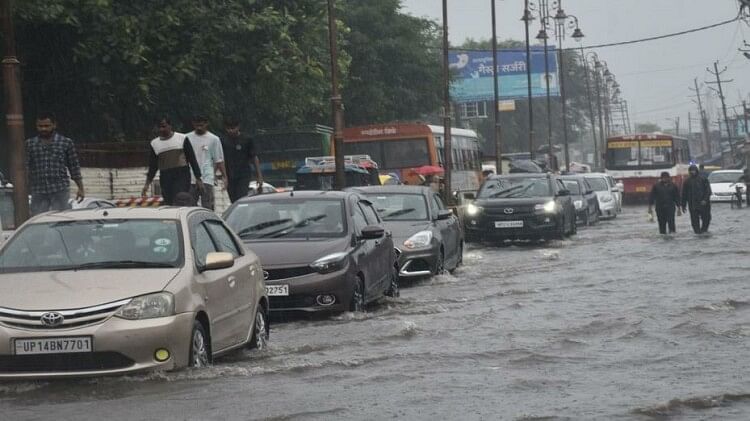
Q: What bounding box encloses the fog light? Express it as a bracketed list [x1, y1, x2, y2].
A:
[154, 348, 170, 362]
[316, 294, 336, 306]
[544, 217, 551, 223]
[470, 220, 477, 225]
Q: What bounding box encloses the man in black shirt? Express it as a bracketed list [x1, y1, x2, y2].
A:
[221, 118, 264, 203]
[648, 171, 681, 234]
[681, 164, 712, 234]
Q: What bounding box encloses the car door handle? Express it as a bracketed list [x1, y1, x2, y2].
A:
[227, 276, 237, 289]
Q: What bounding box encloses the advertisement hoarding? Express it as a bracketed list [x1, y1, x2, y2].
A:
[449, 47, 560, 103]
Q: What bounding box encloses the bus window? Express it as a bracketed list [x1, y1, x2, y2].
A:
[607, 141, 639, 168]
[344, 141, 384, 166]
[640, 140, 673, 167]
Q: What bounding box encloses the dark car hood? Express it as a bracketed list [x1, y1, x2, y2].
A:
[242, 237, 350, 267]
[382, 220, 432, 242]
[475, 197, 552, 208]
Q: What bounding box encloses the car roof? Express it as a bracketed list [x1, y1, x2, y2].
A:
[349, 185, 430, 195]
[27, 206, 203, 224]
[486, 173, 550, 180]
[711, 170, 742, 173]
[233, 190, 351, 204]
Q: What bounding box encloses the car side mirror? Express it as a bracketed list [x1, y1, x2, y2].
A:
[203, 252, 235, 271]
[586, 190, 595, 195]
[360, 225, 385, 240]
[557, 189, 570, 197]
[436, 209, 453, 220]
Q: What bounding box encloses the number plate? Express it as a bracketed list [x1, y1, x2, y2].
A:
[495, 221, 523, 228]
[265, 285, 289, 296]
[14, 337, 92, 355]
[635, 186, 647, 192]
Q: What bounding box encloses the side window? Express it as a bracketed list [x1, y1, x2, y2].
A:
[352, 203, 368, 233]
[433, 194, 446, 210]
[205, 220, 242, 257]
[192, 223, 217, 268]
[359, 202, 380, 225]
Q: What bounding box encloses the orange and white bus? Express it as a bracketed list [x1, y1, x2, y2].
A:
[342, 123, 482, 191]
[605, 133, 692, 201]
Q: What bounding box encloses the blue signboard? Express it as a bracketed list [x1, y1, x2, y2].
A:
[449, 47, 560, 103]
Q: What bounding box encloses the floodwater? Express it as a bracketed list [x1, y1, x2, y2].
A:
[2, 205, 750, 420]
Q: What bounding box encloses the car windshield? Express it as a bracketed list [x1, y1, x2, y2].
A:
[585, 177, 609, 191]
[478, 177, 551, 198]
[563, 180, 581, 195]
[0, 219, 183, 273]
[226, 199, 346, 240]
[364, 193, 429, 221]
[708, 172, 742, 183]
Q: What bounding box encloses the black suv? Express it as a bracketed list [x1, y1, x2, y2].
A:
[464, 173, 577, 242]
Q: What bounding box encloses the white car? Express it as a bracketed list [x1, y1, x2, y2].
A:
[248, 181, 278, 196]
[584, 174, 618, 219]
[69, 197, 117, 210]
[708, 170, 746, 202]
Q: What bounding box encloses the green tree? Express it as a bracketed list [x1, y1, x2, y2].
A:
[635, 122, 662, 133]
[341, 0, 442, 125]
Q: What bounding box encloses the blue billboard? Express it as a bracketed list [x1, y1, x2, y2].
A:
[449, 47, 560, 103]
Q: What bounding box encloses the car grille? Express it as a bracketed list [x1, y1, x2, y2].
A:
[0, 352, 134, 373]
[265, 266, 315, 281]
[0, 299, 130, 330]
[484, 206, 536, 218]
[270, 295, 317, 309]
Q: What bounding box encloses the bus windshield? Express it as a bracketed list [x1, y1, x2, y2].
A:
[606, 139, 674, 170]
[344, 138, 430, 169]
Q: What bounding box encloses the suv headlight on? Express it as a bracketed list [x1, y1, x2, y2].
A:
[310, 252, 349, 274]
[466, 203, 483, 216]
[404, 230, 433, 249]
[115, 292, 174, 320]
[535, 201, 557, 214]
[574, 200, 584, 210]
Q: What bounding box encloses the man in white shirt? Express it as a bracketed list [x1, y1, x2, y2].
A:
[186, 115, 228, 210]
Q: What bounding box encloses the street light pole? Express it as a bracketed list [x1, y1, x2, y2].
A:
[523, 0, 535, 159]
[537, 0, 553, 160]
[1, 0, 29, 226]
[442, 0, 453, 200]
[491, 0, 502, 174]
[592, 58, 606, 162]
[326, 0, 345, 190]
[581, 47, 598, 169]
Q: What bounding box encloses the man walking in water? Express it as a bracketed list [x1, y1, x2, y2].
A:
[142, 116, 204, 206]
[681, 164, 712, 234]
[648, 171, 681, 235]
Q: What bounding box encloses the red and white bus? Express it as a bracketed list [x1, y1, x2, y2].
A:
[342, 123, 482, 190]
[605, 133, 692, 201]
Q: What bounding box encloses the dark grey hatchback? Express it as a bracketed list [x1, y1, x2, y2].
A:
[464, 173, 577, 242]
[350, 186, 463, 278]
[223, 191, 398, 313]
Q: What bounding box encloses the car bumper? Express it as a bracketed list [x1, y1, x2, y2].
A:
[598, 201, 616, 218]
[464, 213, 560, 241]
[396, 246, 438, 278]
[266, 268, 352, 313]
[0, 312, 195, 379]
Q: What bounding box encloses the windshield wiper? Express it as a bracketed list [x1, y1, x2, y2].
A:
[262, 214, 328, 238]
[488, 184, 527, 198]
[58, 261, 177, 270]
[384, 208, 416, 218]
[237, 219, 293, 238]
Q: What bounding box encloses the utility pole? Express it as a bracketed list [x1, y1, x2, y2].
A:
[743, 101, 749, 138]
[523, 0, 535, 159]
[327, 0, 345, 190]
[441, 0, 453, 200]
[491, 0, 502, 174]
[1, 0, 29, 226]
[593, 64, 605, 160]
[581, 48, 598, 169]
[538, 0, 553, 159]
[689, 78, 710, 156]
[706, 60, 735, 162]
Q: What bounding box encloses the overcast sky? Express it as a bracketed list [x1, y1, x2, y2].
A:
[401, 0, 750, 133]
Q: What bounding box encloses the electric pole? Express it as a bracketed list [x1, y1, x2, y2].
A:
[491, 0, 502, 174]
[327, 0, 346, 190]
[706, 60, 735, 163]
[689, 78, 710, 156]
[1, 0, 29, 226]
[441, 0, 453, 200]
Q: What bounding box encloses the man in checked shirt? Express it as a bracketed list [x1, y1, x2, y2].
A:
[25, 112, 85, 215]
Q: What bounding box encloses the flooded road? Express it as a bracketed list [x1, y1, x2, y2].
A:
[2, 205, 750, 420]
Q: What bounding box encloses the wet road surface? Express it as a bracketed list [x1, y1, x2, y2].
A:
[2, 205, 750, 420]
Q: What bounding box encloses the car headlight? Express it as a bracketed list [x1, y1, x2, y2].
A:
[574, 200, 583, 210]
[535, 201, 557, 213]
[310, 252, 349, 274]
[403, 230, 433, 249]
[466, 203, 482, 216]
[600, 194, 613, 203]
[115, 292, 174, 320]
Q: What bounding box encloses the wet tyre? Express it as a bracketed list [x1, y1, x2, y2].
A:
[433, 249, 445, 275]
[249, 305, 269, 350]
[450, 242, 464, 274]
[385, 265, 400, 298]
[350, 277, 365, 312]
[188, 320, 210, 368]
